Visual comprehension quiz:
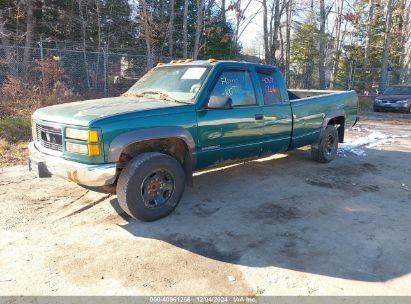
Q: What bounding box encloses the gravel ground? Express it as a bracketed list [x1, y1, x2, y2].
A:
[0, 112, 410, 296]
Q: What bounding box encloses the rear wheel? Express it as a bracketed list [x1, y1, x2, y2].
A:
[311, 125, 339, 163]
[117, 152, 186, 221]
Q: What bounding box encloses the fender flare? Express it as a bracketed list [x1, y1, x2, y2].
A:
[107, 126, 197, 168]
[317, 110, 346, 143]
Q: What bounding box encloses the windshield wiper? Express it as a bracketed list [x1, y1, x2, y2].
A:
[123, 90, 191, 104]
[143, 90, 192, 104]
[122, 91, 144, 98]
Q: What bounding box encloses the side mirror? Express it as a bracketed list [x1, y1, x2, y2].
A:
[206, 96, 233, 109]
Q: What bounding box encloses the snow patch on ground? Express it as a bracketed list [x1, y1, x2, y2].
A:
[338, 131, 410, 156]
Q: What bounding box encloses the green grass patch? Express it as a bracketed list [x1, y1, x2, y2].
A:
[0, 116, 31, 143]
[0, 116, 31, 166]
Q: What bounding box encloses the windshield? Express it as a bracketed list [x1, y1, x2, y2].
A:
[383, 86, 411, 95]
[126, 65, 210, 103]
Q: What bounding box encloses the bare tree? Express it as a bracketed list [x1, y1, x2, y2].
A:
[364, 0, 375, 67]
[380, 0, 394, 91]
[0, 10, 11, 49]
[269, 0, 281, 64]
[263, 0, 270, 62]
[23, 0, 34, 68]
[318, 0, 326, 89]
[183, 0, 189, 58]
[193, 0, 205, 59]
[330, 0, 344, 88]
[169, 0, 175, 58]
[221, 0, 226, 23]
[140, 0, 154, 69]
[78, 0, 91, 88]
[285, 0, 293, 85]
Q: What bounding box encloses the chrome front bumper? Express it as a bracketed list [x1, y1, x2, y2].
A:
[28, 142, 117, 187]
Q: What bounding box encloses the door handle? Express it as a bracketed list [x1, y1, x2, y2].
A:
[255, 114, 264, 120]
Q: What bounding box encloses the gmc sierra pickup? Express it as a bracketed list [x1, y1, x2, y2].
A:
[29, 59, 359, 221]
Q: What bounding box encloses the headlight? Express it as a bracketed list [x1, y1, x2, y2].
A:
[66, 142, 100, 156]
[375, 99, 382, 103]
[66, 142, 88, 154]
[395, 99, 408, 104]
[66, 128, 99, 142]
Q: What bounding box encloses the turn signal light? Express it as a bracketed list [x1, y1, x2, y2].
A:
[88, 130, 99, 143]
[88, 144, 100, 156]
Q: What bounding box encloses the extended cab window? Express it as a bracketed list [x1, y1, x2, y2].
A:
[257, 70, 282, 105]
[210, 70, 256, 107]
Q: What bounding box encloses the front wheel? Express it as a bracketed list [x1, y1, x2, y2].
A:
[311, 125, 339, 163]
[117, 152, 186, 221]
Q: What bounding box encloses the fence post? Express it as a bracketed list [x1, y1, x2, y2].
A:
[103, 47, 109, 97]
[38, 38, 44, 80]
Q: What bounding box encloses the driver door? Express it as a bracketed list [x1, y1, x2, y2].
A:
[196, 68, 264, 168]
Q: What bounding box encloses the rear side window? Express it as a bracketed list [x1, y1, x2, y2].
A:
[257, 70, 282, 105]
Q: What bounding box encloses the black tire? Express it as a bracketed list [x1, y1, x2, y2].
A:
[373, 107, 380, 112]
[117, 152, 186, 221]
[311, 125, 339, 163]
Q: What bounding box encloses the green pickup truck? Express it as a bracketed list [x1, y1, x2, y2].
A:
[29, 60, 358, 221]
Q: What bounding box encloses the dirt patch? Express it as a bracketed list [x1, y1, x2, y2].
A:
[46, 238, 254, 295]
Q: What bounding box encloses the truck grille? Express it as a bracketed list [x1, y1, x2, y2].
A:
[36, 124, 63, 152]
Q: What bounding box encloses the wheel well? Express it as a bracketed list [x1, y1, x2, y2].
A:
[118, 138, 189, 168]
[327, 116, 345, 143]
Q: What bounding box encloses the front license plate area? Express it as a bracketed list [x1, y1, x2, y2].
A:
[29, 158, 51, 178]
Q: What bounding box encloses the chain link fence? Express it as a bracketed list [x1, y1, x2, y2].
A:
[1, 44, 410, 100]
[0, 45, 171, 98]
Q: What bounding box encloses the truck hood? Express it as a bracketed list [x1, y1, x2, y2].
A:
[33, 96, 189, 126]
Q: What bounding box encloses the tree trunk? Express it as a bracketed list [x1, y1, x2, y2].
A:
[95, 0, 102, 92]
[330, 0, 343, 88]
[394, 0, 408, 83]
[318, 0, 326, 89]
[78, 0, 91, 89]
[183, 0, 189, 58]
[23, 0, 34, 69]
[285, 0, 292, 85]
[0, 12, 11, 49]
[193, 0, 204, 60]
[221, 0, 226, 23]
[380, 0, 393, 91]
[262, 0, 270, 63]
[168, 0, 175, 58]
[140, 0, 153, 69]
[364, 0, 374, 66]
[269, 0, 280, 64]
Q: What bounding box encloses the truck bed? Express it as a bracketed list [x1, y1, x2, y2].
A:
[288, 90, 359, 149]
